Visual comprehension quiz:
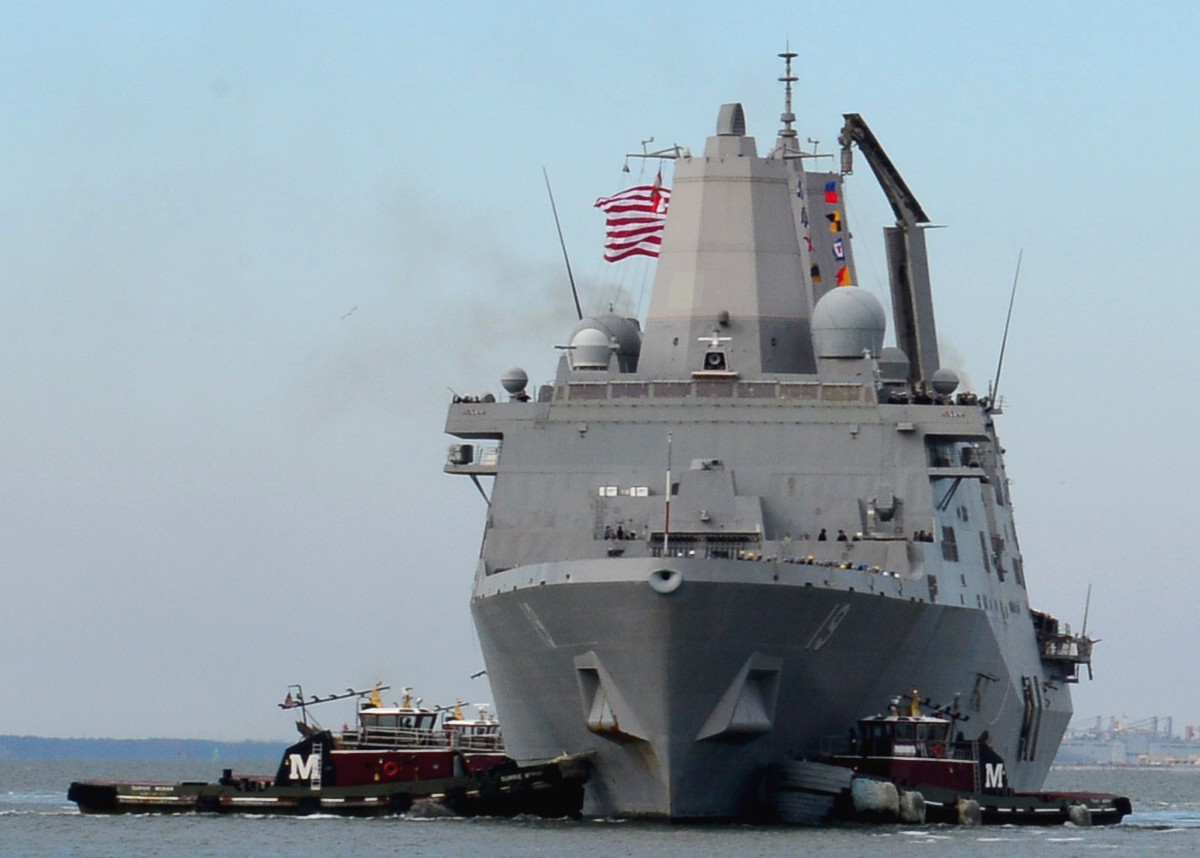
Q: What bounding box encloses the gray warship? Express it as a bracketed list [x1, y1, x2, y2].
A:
[444, 55, 1094, 819]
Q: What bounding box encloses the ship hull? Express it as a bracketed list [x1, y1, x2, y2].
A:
[473, 558, 1070, 819]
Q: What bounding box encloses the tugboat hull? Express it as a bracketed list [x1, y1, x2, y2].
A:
[68, 727, 588, 818]
[68, 757, 588, 818]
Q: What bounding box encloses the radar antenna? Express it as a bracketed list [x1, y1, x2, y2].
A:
[1081, 583, 1092, 638]
[543, 167, 583, 321]
[279, 683, 392, 730]
[989, 249, 1022, 410]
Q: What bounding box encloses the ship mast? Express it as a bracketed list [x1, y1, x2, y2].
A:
[775, 49, 801, 157]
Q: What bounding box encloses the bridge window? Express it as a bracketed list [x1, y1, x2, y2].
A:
[941, 526, 959, 562]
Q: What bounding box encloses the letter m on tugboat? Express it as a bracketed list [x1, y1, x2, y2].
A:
[288, 751, 322, 788]
[984, 762, 1005, 790]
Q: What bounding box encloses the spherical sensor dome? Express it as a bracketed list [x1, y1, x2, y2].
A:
[568, 326, 613, 369]
[501, 367, 529, 395]
[811, 287, 887, 358]
[931, 367, 960, 396]
[878, 346, 910, 383]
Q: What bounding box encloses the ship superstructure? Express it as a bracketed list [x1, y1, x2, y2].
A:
[444, 56, 1091, 819]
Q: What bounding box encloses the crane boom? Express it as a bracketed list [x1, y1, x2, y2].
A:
[840, 113, 939, 388]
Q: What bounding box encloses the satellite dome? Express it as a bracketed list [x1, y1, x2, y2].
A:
[569, 315, 643, 371]
[878, 347, 910, 384]
[930, 367, 960, 396]
[568, 326, 613, 370]
[811, 287, 887, 358]
[501, 367, 529, 395]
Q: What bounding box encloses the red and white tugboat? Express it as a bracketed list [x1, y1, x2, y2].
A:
[288, 684, 509, 786]
[765, 692, 1131, 826]
[68, 684, 588, 817]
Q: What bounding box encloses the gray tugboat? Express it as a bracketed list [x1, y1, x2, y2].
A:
[445, 53, 1094, 820]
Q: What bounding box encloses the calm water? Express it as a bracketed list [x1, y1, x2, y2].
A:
[3, 760, 1198, 857]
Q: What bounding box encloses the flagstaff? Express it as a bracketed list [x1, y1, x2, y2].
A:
[663, 432, 672, 555]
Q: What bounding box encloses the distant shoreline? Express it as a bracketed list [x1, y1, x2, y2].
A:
[0, 735, 286, 761]
[1053, 762, 1200, 771]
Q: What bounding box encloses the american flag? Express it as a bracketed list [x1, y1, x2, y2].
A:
[593, 172, 670, 262]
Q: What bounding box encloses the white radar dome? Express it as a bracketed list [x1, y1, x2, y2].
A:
[811, 287, 887, 358]
[568, 326, 614, 370]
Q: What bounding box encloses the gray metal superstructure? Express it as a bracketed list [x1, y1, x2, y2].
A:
[445, 59, 1091, 819]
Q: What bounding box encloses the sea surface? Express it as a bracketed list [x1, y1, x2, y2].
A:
[2, 760, 1198, 857]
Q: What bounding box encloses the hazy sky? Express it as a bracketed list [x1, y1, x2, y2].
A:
[3, 1, 1197, 740]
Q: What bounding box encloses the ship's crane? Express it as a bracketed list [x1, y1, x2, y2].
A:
[839, 113, 940, 389]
